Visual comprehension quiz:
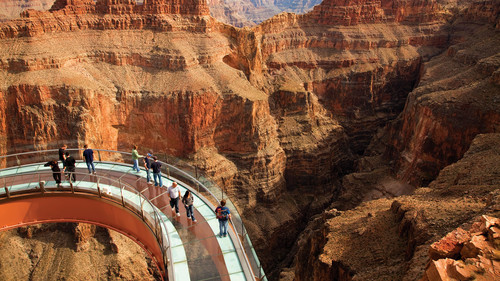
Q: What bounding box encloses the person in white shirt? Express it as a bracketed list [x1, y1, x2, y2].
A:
[167, 182, 181, 217]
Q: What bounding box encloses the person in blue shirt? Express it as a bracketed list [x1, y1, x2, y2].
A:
[215, 199, 231, 237]
[83, 144, 96, 174]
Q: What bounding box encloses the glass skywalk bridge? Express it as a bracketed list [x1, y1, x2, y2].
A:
[0, 149, 267, 281]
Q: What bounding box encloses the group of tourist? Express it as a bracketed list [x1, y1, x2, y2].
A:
[135, 145, 231, 235]
[135, 146, 163, 187]
[44, 144, 232, 237]
[44, 144, 94, 186]
[166, 179, 231, 234]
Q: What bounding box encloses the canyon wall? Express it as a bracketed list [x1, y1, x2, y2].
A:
[381, 10, 500, 186]
[285, 2, 500, 278]
[290, 133, 500, 281]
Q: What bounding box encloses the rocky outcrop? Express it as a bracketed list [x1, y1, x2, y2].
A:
[0, 223, 158, 280]
[462, 0, 500, 28]
[142, 0, 210, 16]
[306, 0, 443, 26]
[421, 215, 500, 281]
[270, 89, 354, 187]
[73, 223, 97, 252]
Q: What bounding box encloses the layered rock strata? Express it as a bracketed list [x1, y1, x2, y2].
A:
[382, 11, 500, 186]
[250, 11, 448, 154]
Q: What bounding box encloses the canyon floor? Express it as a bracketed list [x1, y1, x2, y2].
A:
[0, 223, 159, 280]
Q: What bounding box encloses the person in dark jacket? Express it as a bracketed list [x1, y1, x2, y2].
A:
[64, 151, 76, 182]
[83, 144, 96, 174]
[151, 156, 162, 187]
[44, 160, 61, 187]
[143, 152, 153, 184]
[58, 144, 67, 175]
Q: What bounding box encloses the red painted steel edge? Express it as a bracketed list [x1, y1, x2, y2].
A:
[0, 194, 165, 277]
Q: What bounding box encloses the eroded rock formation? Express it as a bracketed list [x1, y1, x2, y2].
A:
[289, 133, 500, 281]
[382, 7, 500, 186]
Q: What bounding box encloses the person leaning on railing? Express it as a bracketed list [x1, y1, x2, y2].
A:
[44, 160, 62, 187]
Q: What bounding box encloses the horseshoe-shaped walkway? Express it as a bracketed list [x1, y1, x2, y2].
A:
[0, 149, 267, 281]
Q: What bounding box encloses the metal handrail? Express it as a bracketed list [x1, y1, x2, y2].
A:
[0, 148, 266, 280]
[0, 170, 173, 280]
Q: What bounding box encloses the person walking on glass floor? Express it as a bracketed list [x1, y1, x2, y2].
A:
[182, 190, 196, 222]
[168, 182, 181, 217]
[44, 160, 61, 187]
[131, 145, 140, 172]
[215, 199, 231, 237]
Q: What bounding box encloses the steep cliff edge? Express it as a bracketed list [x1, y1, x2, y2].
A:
[288, 133, 500, 281]
[227, 0, 455, 159]
[281, 2, 500, 278]
[382, 8, 500, 186]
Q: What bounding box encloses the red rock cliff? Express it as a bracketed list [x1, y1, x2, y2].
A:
[381, 4, 500, 185]
[0, 0, 212, 38]
[306, 0, 443, 26]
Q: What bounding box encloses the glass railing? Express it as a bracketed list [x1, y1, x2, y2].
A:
[0, 148, 267, 281]
[0, 170, 173, 280]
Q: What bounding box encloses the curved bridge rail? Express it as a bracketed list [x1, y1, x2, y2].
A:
[0, 149, 267, 281]
[0, 170, 173, 281]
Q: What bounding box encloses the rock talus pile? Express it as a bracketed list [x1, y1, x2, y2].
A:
[422, 215, 500, 281]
